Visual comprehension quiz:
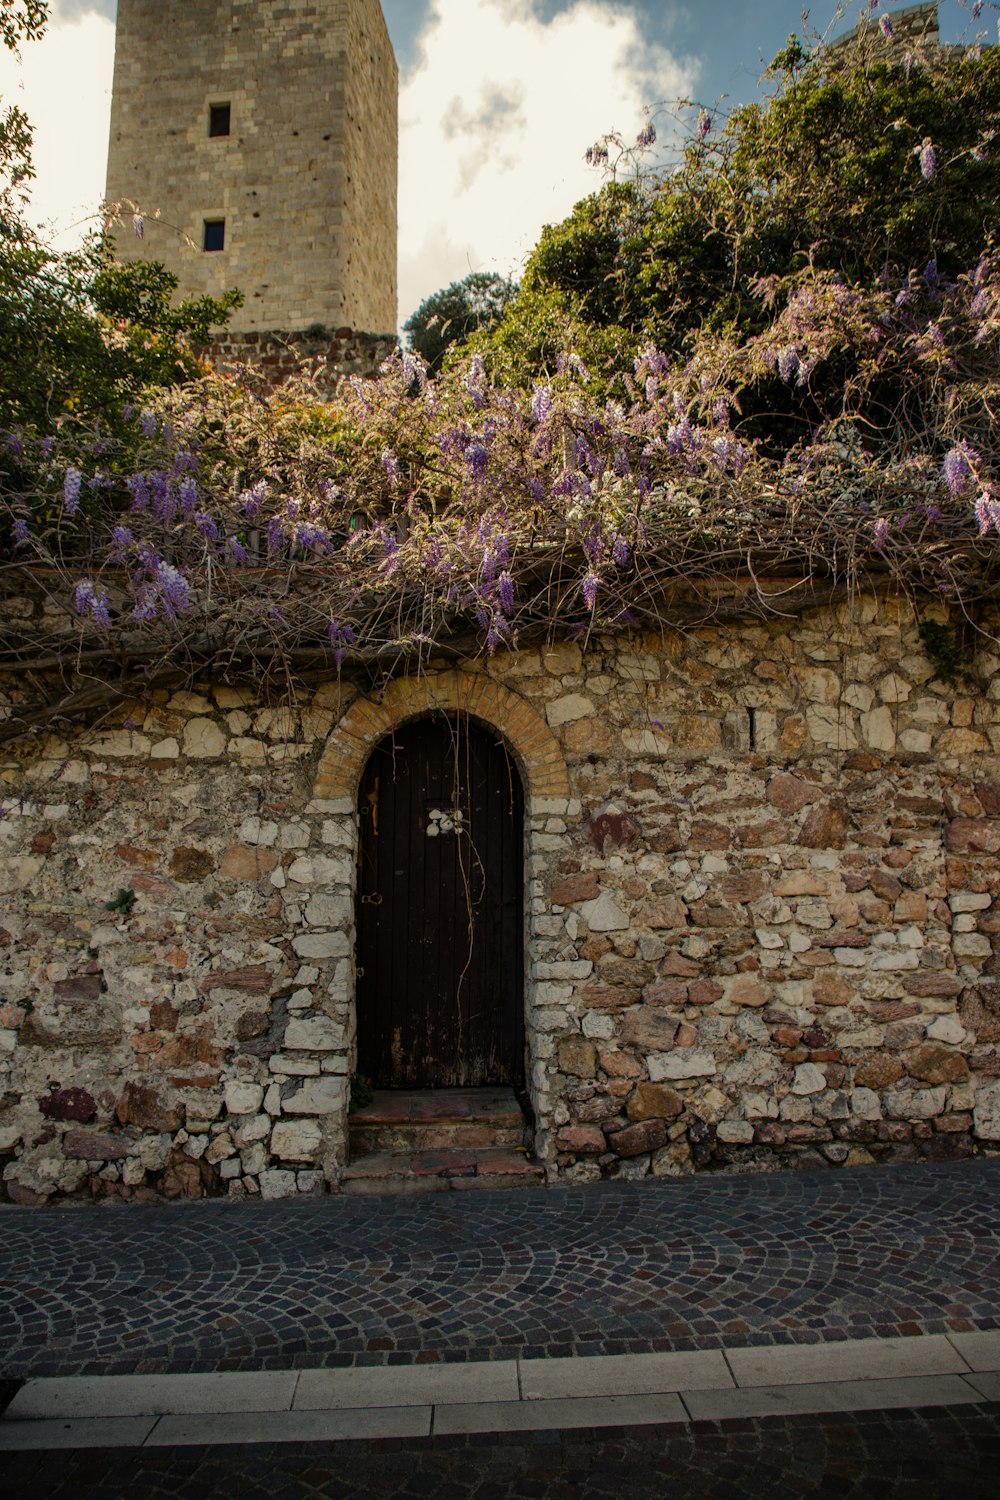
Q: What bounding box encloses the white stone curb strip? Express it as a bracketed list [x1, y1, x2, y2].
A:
[2, 1332, 999, 1450]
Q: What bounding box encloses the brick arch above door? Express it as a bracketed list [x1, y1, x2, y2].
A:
[313, 671, 571, 802]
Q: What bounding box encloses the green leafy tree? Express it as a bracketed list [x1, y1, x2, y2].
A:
[404, 271, 518, 372]
[0, 0, 240, 434]
[475, 23, 1000, 384]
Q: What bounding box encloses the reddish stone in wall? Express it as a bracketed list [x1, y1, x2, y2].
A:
[116, 1081, 182, 1132]
[53, 972, 105, 1002]
[609, 1119, 667, 1157]
[556, 1125, 606, 1154]
[947, 818, 1000, 853]
[63, 1130, 133, 1160]
[589, 809, 641, 854]
[38, 1087, 97, 1124]
[551, 873, 600, 904]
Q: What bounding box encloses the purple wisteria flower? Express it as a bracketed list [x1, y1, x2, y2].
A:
[195, 512, 220, 541]
[110, 525, 133, 559]
[63, 468, 82, 517]
[132, 555, 191, 621]
[636, 122, 656, 148]
[879, 15, 894, 39]
[943, 440, 979, 497]
[919, 137, 938, 181]
[530, 385, 554, 424]
[582, 571, 600, 611]
[497, 570, 516, 616]
[179, 476, 198, 518]
[697, 110, 711, 142]
[873, 517, 890, 551]
[466, 442, 489, 480]
[327, 619, 358, 667]
[613, 535, 629, 567]
[975, 490, 1000, 535]
[73, 579, 111, 629]
[12, 518, 29, 545]
[778, 346, 800, 383]
[132, 214, 145, 240]
[381, 449, 401, 487]
[139, 409, 156, 437]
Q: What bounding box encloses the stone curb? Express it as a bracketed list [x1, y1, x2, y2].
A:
[1, 1332, 999, 1450]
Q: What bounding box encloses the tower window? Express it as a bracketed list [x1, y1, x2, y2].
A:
[203, 219, 226, 252]
[209, 103, 231, 138]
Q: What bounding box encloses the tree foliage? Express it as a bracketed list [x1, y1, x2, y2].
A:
[403, 271, 518, 372]
[0, 2, 240, 433]
[473, 19, 1000, 384]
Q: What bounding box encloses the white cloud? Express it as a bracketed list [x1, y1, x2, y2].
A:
[398, 0, 697, 322]
[0, 7, 115, 248]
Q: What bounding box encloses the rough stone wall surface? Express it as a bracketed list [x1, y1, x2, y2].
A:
[2, 597, 1000, 1204]
[105, 0, 398, 335]
[200, 327, 397, 393]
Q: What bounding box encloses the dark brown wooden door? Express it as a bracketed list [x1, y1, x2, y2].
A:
[356, 713, 524, 1088]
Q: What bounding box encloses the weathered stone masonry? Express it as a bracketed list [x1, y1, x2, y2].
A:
[3, 594, 1000, 1203]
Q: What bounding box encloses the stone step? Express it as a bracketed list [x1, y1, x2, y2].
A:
[341, 1147, 546, 1196]
[349, 1087, 530, 1156]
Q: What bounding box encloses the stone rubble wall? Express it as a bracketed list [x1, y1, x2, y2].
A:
[200, 327, 397, 393]
[2, 595, 1000, 1203]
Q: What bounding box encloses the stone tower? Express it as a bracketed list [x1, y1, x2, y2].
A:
[105, 0, 398, 338]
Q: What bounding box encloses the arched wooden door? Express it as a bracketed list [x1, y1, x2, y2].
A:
[355, 713, 525, 1089]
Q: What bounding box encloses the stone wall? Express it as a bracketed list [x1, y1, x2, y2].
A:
[2, 594, 1000, 1203]
[105, 0, 398, 335]
[200, 327, 397, 392]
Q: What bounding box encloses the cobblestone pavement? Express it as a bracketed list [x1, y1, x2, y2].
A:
[2, 1160, 1000, 1379]
[2, 1406, 1000, 1499]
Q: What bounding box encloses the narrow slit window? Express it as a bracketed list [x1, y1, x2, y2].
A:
[203, 219, 226, 252]
[209, 103, 231, 138]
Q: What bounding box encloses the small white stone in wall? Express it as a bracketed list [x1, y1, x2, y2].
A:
[546, 694, 595, 727]
[579, 892, 629, 933]
[792, 1063, 826, 1095]
[224, 1081, 264, 1115]
[926, 1016, 965, 1045]
[284, 1076, 346, 1114]
[949, 893, 992, 912]
[850, 1088, 882, 1120]
[239, 816, 278, 846]
[151, 738, 180, 760]
[259, 1169, 299, 1201]
[878, 673, 912, 704]
[292, 931, 351, 961]
[974, 1081, 1000, 1140]
[182, 718, 226, 758]
[284, 1017, 345, 1051]
[717, 1120, 754, 1144]
[582, 1013, 614, 1039]
[270, 1118, 323, 1161]
[755, 929, 785, 949]
[649, 1050, 716, 1081]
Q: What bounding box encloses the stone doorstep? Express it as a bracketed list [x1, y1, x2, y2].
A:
[341, 1147, 545, 1195]
[349, 1087, 526, 1125]
[347, 1087, 535, 1171]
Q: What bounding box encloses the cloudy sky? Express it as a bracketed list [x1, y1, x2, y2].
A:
[0, 1, 991, 326]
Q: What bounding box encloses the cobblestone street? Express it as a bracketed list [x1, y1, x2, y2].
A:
[3, 1161, 1000, 1378]
[3, 1161, 1000, 1496]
